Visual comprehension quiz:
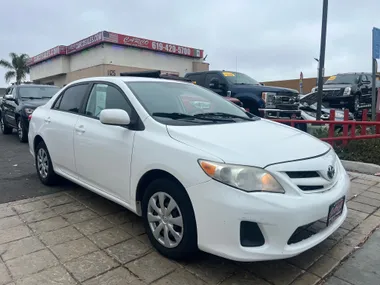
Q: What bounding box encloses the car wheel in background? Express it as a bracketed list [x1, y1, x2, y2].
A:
[35, 140, 60, 186]
[0, 115, 13, 135]
[17, 119, 28, 142]
[142, 178, 198, 260]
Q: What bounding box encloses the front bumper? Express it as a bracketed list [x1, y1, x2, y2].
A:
[186, 157, 349, 262]
[323, 95, 353, 108]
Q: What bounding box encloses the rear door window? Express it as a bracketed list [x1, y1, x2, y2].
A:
[55, 84, 89, 113]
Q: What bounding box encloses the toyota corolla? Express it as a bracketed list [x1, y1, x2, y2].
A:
[28, 76, 349, 262]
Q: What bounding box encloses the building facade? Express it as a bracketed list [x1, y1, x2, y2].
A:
[28, 31, 209, 87]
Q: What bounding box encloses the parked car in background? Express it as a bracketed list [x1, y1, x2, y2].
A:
[0, 84, 60, 142]
[312, 72, 374, 114]
[28, 75, 349, 262]
[299, 92, 355, 133]
[184, 70, 301, 119]
[120, 70, 245, 108]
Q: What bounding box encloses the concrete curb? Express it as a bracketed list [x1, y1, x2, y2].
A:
[342, 160, 380, 175]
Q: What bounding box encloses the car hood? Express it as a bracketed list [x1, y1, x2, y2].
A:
[323, 84, 350, 90]
[20, 98, 50, 108]
[231, 84, 299, 95]
[166, 120, 330, 168]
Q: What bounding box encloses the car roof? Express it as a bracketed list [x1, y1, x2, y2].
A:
[71, 76, 190, 85]
[11, 84, 59, 88]
[336, 72, 371, 75]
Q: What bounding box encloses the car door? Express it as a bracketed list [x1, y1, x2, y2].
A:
[73, 82, 136, 202]
[360, 75, 371, 104]
[43, 83, 90, 177]
[204, 73, 227, 96]
[3, 87, 17, 127]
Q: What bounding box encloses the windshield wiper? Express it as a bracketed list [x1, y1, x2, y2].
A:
[152, 112, 235, 122]
[194, 112, 257, 121]
[21, 97, 41, 99]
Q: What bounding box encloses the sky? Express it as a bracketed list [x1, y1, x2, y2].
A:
[0, 0, 379, 87]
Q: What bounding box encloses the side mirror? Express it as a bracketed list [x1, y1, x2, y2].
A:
[4, 94, 14, 101]
[209, 78, 220, 89]
[99, 109, 130, 126]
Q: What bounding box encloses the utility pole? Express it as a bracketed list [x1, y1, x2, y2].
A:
[316, 0, 328, 120]
[314, 58, 319, 87]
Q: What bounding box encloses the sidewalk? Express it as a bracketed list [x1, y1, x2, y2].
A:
[325, 228, 380, 285]
[0, 172, 379, 285]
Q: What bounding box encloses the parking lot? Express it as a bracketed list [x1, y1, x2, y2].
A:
[1, 131, 380, 285]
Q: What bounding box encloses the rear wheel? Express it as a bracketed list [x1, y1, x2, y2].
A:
[35, 141, 60, 186]
[0, 115, 12, 134]
[142, 178, 198, 260]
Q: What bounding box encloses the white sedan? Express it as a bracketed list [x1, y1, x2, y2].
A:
[28, 76, 350, 262]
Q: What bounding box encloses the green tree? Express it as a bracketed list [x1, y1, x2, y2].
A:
[0, 52, 30, 84]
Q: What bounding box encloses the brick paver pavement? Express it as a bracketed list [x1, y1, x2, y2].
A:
[0, 172, 379, 285]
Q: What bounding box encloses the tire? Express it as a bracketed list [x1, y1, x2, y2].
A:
[17, 118, 28, 143]
[350, 94, 360, 114]
[142, 178, 198, 260]
[0, 115, 13, 134]
[35, 140, 60, 186]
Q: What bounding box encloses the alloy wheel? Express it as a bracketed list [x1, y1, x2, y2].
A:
[0, 117, 4, 132]
[147, 192, 184, 248]
[37, 148, 49, 179]
[17, 121, 23, 139]
[354, 97, 360, 112]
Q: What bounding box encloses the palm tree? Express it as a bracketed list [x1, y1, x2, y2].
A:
[0, 52, 30, 84]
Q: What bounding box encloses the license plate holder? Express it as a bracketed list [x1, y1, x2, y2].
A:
[327, 196, 345, 227]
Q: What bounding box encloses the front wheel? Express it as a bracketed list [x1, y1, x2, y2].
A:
[35, 141, 60, 186]
[17, 118, 28, 143]
[142, 178, 198, 260]
[350, 94, 360, 114]
[0, 115, 13, 134]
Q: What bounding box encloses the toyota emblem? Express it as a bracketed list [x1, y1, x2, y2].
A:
[327, 165, 335, 180]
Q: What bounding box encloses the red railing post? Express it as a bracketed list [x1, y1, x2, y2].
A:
[343, 109, 349, 146]
[376, 113, 380, 134]
[328, 109, 335, 146]
[361, 109, 368, 136]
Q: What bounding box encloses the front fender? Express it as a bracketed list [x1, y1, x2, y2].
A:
[234, 93, 265, 108]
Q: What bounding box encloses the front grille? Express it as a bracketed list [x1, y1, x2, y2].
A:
[288, 218, 326, 245]
[323, 89, 342, 97]
[286, 171, 319, 179]
[285, 166, 338, 193]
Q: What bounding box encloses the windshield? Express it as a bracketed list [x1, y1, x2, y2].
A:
[222, 71, 260, 85]
[325, 74, 359, 85]
[19, 86, 60, 99]
[126, 81, 253, 125]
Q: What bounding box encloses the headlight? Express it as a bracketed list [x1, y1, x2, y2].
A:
[261, 92, 276, 108]
[24, 108, 34, 115]
[198, 160, 285, 193]
[343, 87, 351, 95]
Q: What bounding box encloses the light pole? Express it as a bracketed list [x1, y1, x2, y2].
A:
[314, 58, 319, 87]
[316, 0, 328, 120]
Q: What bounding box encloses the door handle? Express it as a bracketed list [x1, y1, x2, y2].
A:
[75, 125, 85, 134]
[44, 117, 51, 123]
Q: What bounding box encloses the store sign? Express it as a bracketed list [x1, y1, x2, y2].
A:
[66, 32, 103, 54]
[27, 46, 66, 66]
[102, 31, 203, 58]
[28, 30, 204, 67]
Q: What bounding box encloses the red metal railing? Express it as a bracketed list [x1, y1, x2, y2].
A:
[271, 109, 380, 146]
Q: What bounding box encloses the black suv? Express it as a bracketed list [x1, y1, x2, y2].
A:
[0, 84, 60, 142]
[184, 70, 300, 118]
[316, 72, 374, 113]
